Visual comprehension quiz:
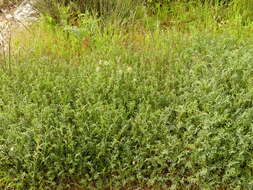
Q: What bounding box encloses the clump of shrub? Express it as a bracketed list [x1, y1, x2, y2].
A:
[1, 18, 253, 188]
[1, 0, 253, 189]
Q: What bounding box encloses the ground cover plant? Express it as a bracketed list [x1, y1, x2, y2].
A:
[1, 0, 253, 189]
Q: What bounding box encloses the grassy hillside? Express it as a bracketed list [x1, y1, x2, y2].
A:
[1, 0, 253, 189]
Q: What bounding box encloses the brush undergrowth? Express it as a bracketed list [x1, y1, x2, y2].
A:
[1, 0, 253, 189]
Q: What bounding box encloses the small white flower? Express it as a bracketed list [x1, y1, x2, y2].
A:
[103, 60, 110, 66]
[126, 66, 132, 72]
[98, 60, 110, 66]
[96, 67, 100, 72]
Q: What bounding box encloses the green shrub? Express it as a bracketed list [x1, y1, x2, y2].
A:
[1, 0, 253, 189]
[1, 17, 253, 188]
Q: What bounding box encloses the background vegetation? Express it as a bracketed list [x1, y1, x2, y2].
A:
[1, 0, 253, 189]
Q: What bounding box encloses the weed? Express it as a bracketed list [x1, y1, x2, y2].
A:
[1, 0, 253, 189]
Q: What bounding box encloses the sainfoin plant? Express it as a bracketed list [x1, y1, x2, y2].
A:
[1, 0, 253, 189]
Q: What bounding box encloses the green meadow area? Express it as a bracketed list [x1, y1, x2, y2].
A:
[1, 0, 253, 189]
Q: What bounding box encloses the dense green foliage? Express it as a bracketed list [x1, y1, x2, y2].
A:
[1, 0, 253, 189]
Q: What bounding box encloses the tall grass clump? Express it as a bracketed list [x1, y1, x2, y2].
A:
[35, 0, 143, 24]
